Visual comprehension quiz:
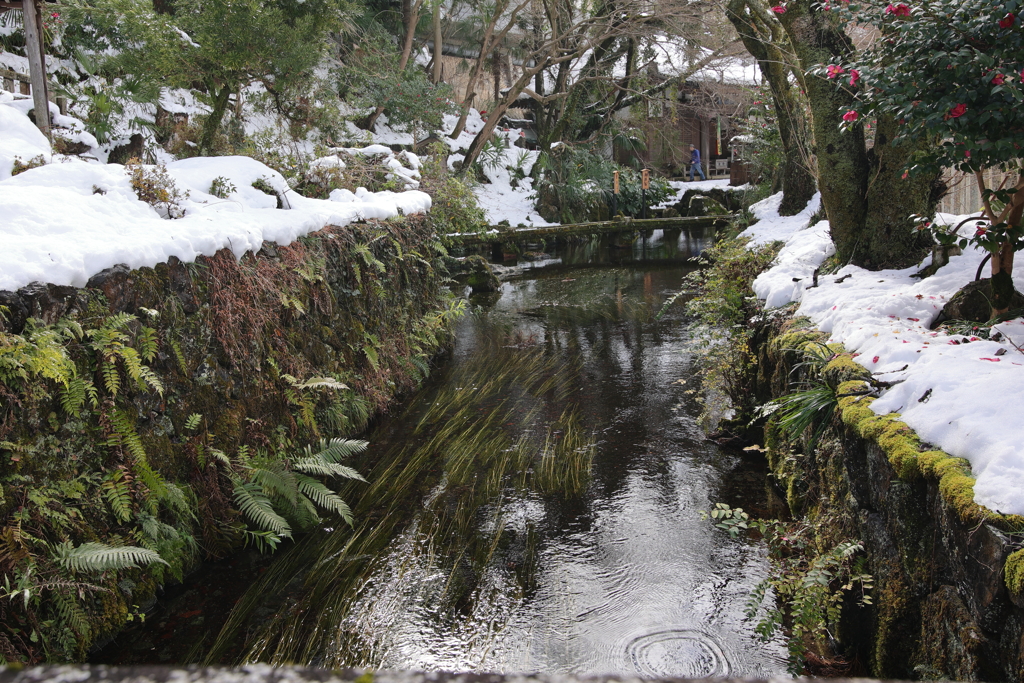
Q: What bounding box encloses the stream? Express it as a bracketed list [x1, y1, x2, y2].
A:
[95, 229, 788, 676]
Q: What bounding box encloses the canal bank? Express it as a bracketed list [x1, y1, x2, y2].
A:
[684, 199, 1024, 680]
[0, 215, 459, 662]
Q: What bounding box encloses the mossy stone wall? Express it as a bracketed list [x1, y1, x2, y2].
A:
[753, 315, 1024, 682]
[0, 216, 458, 663]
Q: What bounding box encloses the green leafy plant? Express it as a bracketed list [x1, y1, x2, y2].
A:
[705, 504, 873, 674]
[230, 439, 367, 552]
[209, 176, 236, 199]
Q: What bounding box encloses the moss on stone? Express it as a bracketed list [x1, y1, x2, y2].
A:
[1006, 549, 1024, 599]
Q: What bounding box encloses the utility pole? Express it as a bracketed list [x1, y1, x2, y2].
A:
[21, 0, 51, 138]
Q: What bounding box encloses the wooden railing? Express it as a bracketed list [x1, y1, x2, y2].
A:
[0, 66, 67, 114]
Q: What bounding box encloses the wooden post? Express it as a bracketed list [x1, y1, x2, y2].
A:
[611, 170, 620, 217]
[641, 168, 649, 220]
[22, 0, 51, 138]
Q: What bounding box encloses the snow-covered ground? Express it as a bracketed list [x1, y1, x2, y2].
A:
[741, 193, 1024, 516]
[0, 90, 430, 291]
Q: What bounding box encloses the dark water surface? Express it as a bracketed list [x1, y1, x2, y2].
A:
[96, 229, 787, 676]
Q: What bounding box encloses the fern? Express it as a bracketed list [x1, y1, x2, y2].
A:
[52, 589, 91, 640]
[170, 338, 189, 376]
[107, 409, 148, 463]
[53, 541, 168, 573]
[100, 358, 121, 397]
[250, 465, 299, 507]
[232, 481, 292, 537]
[295, 474, 354, 525]
[102, 469, 133, 523]
[207, 448, 232, 468]
[307, 438, 369, 464]
[184, 413, 202, 432]
[291, 458, 363, 480]
[60, 376, 98, 415]
[284, 376, 349, 391]
[137, 326, 159, 362]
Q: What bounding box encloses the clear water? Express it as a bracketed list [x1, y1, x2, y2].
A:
[100, 229, 788, 675]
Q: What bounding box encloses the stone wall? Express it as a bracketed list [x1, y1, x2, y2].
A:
[751, 317, 1024, 682]
[0, 216, 459, 662]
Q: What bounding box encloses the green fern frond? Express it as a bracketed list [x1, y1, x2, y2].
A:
[232, 481, 292, 537]
[100, 358, 121, 396]
[250, 466, 298, 507]
[107, 409, 147, 462]
[52, 589, 91, 639]
[184, 413, 202, 432]
[102, 470, 133, 523]
[296, 474, 354, 525]
[305, 438, 369, 464]
[53, 541, 168, 573]
[60, 377, 88, 416]
[291, 458, 364, 481]
[138, 326, 159, 362]
[158, 482, 195, 522]
[288, 376, 349, 391]
[137, 365, 163, 395]
[208, 448, 232, 468]
[170, 339, 189, 376]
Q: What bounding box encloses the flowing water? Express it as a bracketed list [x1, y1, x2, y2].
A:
[100, 229, 788, 675]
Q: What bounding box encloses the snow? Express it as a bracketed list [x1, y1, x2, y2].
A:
[746, 192, 1024, 516]
[656, 178, 735, 209]
[0, 98, 431, 292]
[0, 94, 52, 179]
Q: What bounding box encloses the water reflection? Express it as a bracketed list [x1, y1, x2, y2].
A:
[204, 232, 786, 676]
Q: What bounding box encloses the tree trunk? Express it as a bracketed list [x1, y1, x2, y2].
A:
[200, 83, 232, 154]
[366, 0, 424, 132]
[431, 0, 442, 84]
[725, 0, 814, 216]
[778, 0, 869, 264]
[458, 61, 549, 173]
[990, 182, 1024, 315]
[448, 5, 501, 139]
[861, 115, 935, 269]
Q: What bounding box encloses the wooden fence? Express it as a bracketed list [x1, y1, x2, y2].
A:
[0, 66, 66, 114]
[937, 166, 1019, 216]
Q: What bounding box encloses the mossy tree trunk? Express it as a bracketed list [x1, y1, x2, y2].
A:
[775, 0, 937, 268]
[726, 0, 816, 217]
[778, 0, 869, 264]
[862, 115, 935, 269]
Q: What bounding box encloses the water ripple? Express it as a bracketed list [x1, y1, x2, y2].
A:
[626, 629, 731, 678]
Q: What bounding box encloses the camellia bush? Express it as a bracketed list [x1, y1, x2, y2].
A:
[833, 0, 1024, 314]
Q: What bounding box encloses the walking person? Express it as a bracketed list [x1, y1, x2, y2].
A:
[688, 144, 706, 181]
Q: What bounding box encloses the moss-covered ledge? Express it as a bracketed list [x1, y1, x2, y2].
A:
[753, 315, 1024, 682]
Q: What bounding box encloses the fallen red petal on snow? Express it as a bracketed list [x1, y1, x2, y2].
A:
[981, 358, 1001, 362]
[908, 317, 919, 321]
[872, 356, 880, 363]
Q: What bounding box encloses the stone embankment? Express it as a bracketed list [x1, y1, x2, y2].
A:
[749, 316, 1023, 681]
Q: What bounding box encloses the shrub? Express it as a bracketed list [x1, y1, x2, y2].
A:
[125, 158, 188, 218]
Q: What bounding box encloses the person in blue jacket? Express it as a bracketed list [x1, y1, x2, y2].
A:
[688, 144, 706, 181]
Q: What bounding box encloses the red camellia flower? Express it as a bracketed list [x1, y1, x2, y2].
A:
[975, 225, 988, 237]
[849, 69, 860, 86]
[1000, 13, 1016, 28]
[949, 103, 967, 118]
[771, 5, 786, 12]
[826, 64, 845, 79]
[885, 3, 910, 16]
[992, 73, 1006, 85]
[842, 110, 859, 122]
